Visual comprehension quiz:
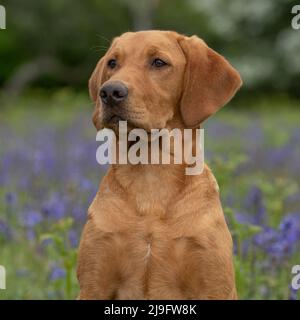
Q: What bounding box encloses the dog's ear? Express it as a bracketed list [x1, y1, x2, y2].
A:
[178, 35, 242, 127]
[89, 57, 105, 102]
[89, 57, 105, 130]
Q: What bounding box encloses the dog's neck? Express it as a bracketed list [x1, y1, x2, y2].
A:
[103, 121, 205, 216]
[112, 162, 187, 217]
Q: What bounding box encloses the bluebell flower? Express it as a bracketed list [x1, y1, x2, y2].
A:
[289, 284, 298, 300]
[278, 213, 300, 253]
[26, 229, 36, 241]
[72, 206, 86, 221]
[41, 238, 54, 246]
[259, 285, 269, 298]
[16, 269, 30, 277]
[236, 211, 256, 225]
[244, 186, 266, 226]
[21, 211, 42, 228]
[253, 213, 300, 259]
[267, 146, 292, 168]
[247, 122, 263, 143]
[42, 193, 67, 220]
[49, 266, 66, 281]
[286, 192, 300, 206]
[267, 240, 290, 259]
[32, 131, 56, 175]
[280, 214, 298, 234]
[68, 229, 79, 248]
[225, 194, 235, 208]
[79, 179, 93, 191]
[0, 219, 13, 240]
[254, 227, 278, 247]
[206, 120, 234, 140]
[5, 192, 17, 205]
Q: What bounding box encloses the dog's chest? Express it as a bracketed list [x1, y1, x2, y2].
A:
[110, 215, 215, 300]
[115, 164, 185, 217]
[85, 166, 234, 299]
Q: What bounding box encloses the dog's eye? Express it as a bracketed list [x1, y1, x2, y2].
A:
[107, 59, 117, 69]
[152, 58, 167, 68]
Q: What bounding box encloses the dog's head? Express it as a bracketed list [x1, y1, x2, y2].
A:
[89, 31, 242, 131]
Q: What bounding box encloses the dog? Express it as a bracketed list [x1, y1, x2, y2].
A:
[77, 30, 242, 300]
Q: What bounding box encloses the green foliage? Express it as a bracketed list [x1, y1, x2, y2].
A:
[40, 218, 78, 299]
[0, 0, 299, 98]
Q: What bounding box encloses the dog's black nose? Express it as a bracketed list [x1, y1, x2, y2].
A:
[100, 81, 128, 106]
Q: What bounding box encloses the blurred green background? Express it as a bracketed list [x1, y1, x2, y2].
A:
[0, 0, 300, 300]
[1, 0, 300, 100]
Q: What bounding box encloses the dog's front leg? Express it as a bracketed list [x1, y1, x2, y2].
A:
[76, 183, 147, 300]
[77, 217, 121, 300]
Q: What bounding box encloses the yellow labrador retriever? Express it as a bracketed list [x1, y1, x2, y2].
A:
[77, 30, 242, 300]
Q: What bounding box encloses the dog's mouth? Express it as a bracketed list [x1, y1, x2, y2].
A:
[103, 112, 126, 127]
[103, 108, 143, 131]
[108, 114, 124, 124]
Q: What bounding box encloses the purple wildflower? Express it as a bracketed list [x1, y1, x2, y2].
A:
[68, 229, 79, 248]
[79, 179, 93, 191]
[245, 186, 266, 226]
[0, 219, 13, 240]
[49, 266, 66, 281]
[42, 193, 67, 220]
[267, 145, 294, 169]
[5, 192, 17, 205]
[72, 206, 85, 221]
[236, 211, 257, 225]
[26, 229, 36, 241]
[16, 269, 30, 277]
[289, 284, 298, 300]
[41, 238, 54, 246]
[253, 213, 300, 259]
[254, 227, 278, 247]
[21, 211, 42, 228]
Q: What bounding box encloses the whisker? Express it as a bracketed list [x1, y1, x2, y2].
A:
[126, 110, 145, 115]
[96, 35, 111, 44]
[90, 45, 108, 53]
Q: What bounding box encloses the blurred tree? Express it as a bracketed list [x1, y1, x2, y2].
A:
[121, 0, 159, 30]
[0, 0, 131, 95]
[0, 0, 299, 99]
[188, 0, 300, 97]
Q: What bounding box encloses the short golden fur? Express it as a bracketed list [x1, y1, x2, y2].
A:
[77, 30, 242, 300]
